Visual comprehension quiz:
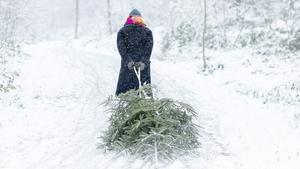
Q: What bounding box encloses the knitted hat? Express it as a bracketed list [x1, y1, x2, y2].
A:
[129, 9, 142, 16]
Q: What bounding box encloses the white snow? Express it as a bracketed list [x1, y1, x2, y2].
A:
[0, 35, 300, 169]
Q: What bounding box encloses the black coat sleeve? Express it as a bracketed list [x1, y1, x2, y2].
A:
[117, 30, 129, 60]
[143, 29, 154, 61]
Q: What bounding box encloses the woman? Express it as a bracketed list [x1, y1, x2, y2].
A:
[116, 9, 154, 95]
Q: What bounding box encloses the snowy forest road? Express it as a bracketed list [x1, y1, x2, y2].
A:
[0, 38, 299, 169]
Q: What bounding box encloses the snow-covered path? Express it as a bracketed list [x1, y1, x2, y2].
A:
[0, 39, 118, 169]
[155, 60, 300, 169]
[0, 37, 299, 169]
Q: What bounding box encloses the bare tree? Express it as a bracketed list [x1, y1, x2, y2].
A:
[202, 0, 207, 71]
[222, 1, 228, 47]
[107, 0, 113, 34]
[0, 0, 18, 51]
[74, 0, 79, 38]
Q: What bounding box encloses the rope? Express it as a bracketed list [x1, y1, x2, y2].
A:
[133, 65, 147, 98]
[133, 66, 142, 89]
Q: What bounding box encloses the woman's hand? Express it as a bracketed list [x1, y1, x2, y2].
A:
[127, 61, 135, 70]
[136, 62, 145, 71]
[127, 61, 145, 71]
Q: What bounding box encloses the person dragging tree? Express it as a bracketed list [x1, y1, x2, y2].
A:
[115, 9, 154, 96]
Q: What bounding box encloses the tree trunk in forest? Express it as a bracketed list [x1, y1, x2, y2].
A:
[202, 0, 207, 71]
[107, 0, 113, 35]
[74, 0, 79, 39]
[222, 1, 227, 47]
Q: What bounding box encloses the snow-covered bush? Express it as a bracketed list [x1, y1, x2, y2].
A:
[0, 68, 18, 93]
[234, 81, 300, 105]
[0, 0, 21, 96]
[0, 49, 20, 106]
[100, 85, 200, 162]
[0, 39, 21, 94]
[174, 23, 197, 48]
[202, 63, 225, 75]
[254, 28, 291, 57]
[161, 22, 199, 55]
[160, 0, 300, 60]
[288, 29, 300, 52]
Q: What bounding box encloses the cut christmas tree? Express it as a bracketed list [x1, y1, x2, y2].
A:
[99, 85, 201, 164]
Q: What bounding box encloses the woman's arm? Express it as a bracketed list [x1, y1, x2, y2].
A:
[143, 29, 154, 60]
[117, 30, 128, 59]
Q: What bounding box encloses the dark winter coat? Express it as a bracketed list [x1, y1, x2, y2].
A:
[116, 24, 153, 95]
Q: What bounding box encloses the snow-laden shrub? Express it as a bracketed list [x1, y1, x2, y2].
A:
[161, 22, 198, 54]
[0, 41, 20, 94]
[100, 85, 200, 162]
[254, 28, 292, 57]
[235, 81, 300, 105]
[204, 25, 228, 49]
[202, 63, 225, 75]
[161, 33, 173, 54]
[0, 68, 18, 93]
[288, 29, 300, 52]
[174, 23, 197, 48]
[0, 41, 21, 108]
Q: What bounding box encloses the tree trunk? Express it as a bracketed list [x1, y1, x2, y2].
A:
[107, 0, 113, 35]
[74, 0, 79, 39]
[222, 1, 227, 47]
[202, 0, 207, 71]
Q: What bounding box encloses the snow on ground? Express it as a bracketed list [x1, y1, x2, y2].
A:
[0, 35, 300, 169]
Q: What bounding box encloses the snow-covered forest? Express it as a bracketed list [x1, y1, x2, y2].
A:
[1, 0, 300, 169]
